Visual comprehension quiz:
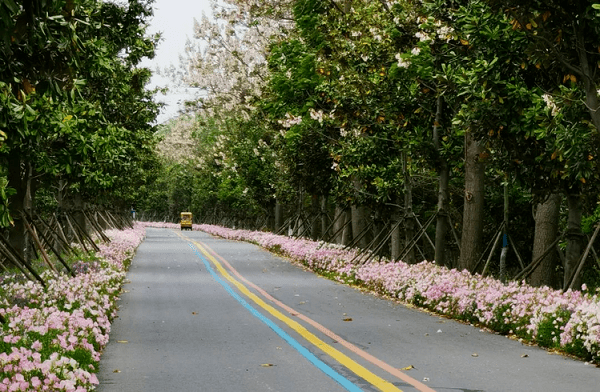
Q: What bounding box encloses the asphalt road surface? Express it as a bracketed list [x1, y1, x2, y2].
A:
[96, 228, 599, 391]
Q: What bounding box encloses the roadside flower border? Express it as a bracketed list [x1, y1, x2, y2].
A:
[182, 222, 600, 364]
[0, 223, 145, 391]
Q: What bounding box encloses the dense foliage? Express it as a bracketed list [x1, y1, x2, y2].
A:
[0, 0, 161, 234]
[140, 0, 600, 289]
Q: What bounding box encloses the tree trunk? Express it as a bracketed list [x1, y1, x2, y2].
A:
[275, 200, 284, 233]
[564, 193, 584, 289]
[341, 209, 352, 246]
[333, 206, 345, 244]
[351, 204, 369, 248]
[73, 192, 87, 236]
[531, 193, 561, 288]
[23, 161, 37, 262]
[499, 180, 509, 282]
[351, 176, 370, 248]
[434, 163, 450, 266]
[321, 196, 328, 240]
[432, 95, 450, 266]
[391, 205, 402, 260]
[459, 130, 486, 271]
[7, 150, 26, 260]
[576, 26, 600, 131]
[403, 152, 416, 264]
[310, 194, 320, 240]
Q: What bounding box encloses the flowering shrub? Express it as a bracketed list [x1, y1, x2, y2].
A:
[191, 223, 600, 363]
[0, 223, 145, 391]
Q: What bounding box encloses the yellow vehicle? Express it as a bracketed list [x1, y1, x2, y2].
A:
[180, 212, 193, 230]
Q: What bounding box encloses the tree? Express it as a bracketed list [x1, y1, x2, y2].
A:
[0, 0, 160, 257]
[488, 0, 600, 288]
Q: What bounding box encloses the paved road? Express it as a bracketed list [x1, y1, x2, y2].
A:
[97, 228, 599, 391]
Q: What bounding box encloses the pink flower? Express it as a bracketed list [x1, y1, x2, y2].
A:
[31, 377, 41, 388]
[31, 340, 42, 351]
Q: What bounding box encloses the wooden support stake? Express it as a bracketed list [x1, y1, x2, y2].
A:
[481, 228, 503, 277]
[22, 214, 58, 274]
[64, 213, 90, 253]
[413, 214, 436, 252]
[84, 210, 110, 242]
[397, 213, 436, 262]
[507, 234, 525, 269]
[472, 222, 504, 274]
[514, 233, 564, 281]
[27, 213, 74, 277]
[566, 224, 600, 291]
[69, 212, 100, 252]
[0, 235, 45, 286]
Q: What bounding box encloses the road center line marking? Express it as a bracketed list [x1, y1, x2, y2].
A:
[198, 240, 436, 392]
[183, 240, 363, 392]
[183, 235, 403, 392]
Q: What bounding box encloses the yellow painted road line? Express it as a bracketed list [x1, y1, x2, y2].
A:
[200, 240, 436, 392]
[185, 237, 402, 392]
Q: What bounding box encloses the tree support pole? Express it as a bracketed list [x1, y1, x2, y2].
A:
[514, 233, 564, 281]
[22, 212, 58, 274]
[482, 227, 503, 277]
[397, 213, 437, 262]
[0, 235, 45, 286]
[565, 223, 600, 291]
[26, 212, 74, 276]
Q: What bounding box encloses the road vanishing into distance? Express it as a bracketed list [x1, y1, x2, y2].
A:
[97, 228, 599, 392]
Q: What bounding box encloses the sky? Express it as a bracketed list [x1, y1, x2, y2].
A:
[140, 0, 213, 123]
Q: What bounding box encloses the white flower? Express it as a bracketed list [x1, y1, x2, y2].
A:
[415, 31, 431, 42]
[309, 108, 326, 124]
[411, 47, 421, 56]
[278, 112, 303, 128]
[395, 53, 411, 68]
[542, 94, 560, 116]
[437, 25, 454, 39]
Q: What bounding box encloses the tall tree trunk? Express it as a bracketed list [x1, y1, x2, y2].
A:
[321, 196, 328, 240]
[403, 152, 416, 264]
[576, 25, 600, 131]
[351, 177, 370, 248]
[275, 200, 284, 233]
[391, 203, 402, 260]
[7, 150, 26, 260]
[432, 95, 450, 266]
[531, 193, 561, 288]
[73, 192, 87, 236]
[351, 205, 369, 248]
[564, 193, 584, 289]
[23, 161, 37, 262]
[499, 180, 509, 282]
[434, 162, 450, 266]
[310, 194, 320, 240]
[459, 130, 486, 271]
[333, 206, 345, 244]
[341, 209, 352, 246]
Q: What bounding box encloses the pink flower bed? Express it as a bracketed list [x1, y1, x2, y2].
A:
[0, 223, 145, 391]
[191, 223, 600, 363]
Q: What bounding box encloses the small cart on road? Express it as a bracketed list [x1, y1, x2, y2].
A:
[180, 212, 193, 230]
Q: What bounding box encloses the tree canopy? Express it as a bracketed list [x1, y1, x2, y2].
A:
[138, 0, 600, 289]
